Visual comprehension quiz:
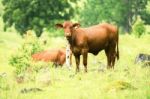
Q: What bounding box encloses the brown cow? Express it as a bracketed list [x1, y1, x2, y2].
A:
[32, 48, 72, 67]
[56, 21, 119, 73]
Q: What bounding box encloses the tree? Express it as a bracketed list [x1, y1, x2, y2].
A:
[132, 16, 145, 37]
[2, 0, 76, 37]
[122, 0, 149, 33]
[0, 0, 3, 16]
[79, 0, 150, 33]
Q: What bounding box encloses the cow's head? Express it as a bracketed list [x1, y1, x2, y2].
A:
[55, 21, 80, 39]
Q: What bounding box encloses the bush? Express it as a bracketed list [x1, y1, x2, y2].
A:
[132, 16, 145, 37]
[9, 30, 44, 75]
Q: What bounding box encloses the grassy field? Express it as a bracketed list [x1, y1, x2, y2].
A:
[0, 31, 150, 99]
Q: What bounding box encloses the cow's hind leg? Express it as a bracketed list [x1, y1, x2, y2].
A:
[105, 49, 111, 69]
[110, 51, 116, 69]
[110, 42, 117, 69]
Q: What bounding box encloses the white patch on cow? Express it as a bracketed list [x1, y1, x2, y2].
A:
[66, 42, 71, 70]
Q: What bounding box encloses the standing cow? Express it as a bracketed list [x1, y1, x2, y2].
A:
[56, 21, 119, 73]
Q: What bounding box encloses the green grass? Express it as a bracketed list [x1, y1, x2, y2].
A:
[0, 31, 150, 99]
[0, 31, 22, 73]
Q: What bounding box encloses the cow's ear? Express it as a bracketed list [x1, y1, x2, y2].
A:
[73, 23, 80, 29]
[55, 24, 63, 28]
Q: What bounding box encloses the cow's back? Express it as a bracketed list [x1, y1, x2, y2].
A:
[32, 50, 58, 62]
[100, 23, 118, 38]
[42, 49, 59, 62]
[76, 25, 109, 54]
[74, 23, 118, 55]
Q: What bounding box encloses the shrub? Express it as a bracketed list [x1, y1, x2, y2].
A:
[132, 16, 145, 37]
[9, 30, 44, 75]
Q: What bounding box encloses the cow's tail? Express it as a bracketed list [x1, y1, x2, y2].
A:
[116, 27, 119, 60]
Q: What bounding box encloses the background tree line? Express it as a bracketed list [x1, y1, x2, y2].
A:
[1, 0, 150, 36]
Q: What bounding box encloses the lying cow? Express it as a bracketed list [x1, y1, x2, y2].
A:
[56, 21, 119, 73]
[32, 48, 72, 67]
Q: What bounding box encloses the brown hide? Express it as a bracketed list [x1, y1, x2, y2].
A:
[32, 48, 69, 67]
[56, 21, 119, 73]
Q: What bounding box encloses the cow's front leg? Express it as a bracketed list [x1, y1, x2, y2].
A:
[74, 54, 80, 73]
[82, 49, 88, 72]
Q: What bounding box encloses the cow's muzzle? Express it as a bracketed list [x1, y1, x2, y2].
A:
[65, 36, 71, 41]
[65, 32, 71, 35]
[65, 33, 71, 38]
[66, 36, 71, 41]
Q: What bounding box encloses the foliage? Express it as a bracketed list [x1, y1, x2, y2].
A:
[9, 30, 43, 75]
[79, 0, 150, 33]
[132, 16, 145, 37]
[46, 28, 64, 37]
[0, 0, 4, 16]
[2, 0, 76, 37]
[141, 1, 150, 25]
[30, 61, 52, 73]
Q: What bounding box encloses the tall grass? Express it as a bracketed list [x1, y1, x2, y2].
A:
[0, 31, 150, 99]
